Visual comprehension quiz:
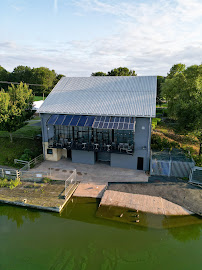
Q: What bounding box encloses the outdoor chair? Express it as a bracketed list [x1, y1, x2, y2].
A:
[48, 139, 54, 148]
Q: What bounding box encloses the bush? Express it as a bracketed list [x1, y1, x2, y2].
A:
[42, 177, 52, 183]
[151, 134, 180, 151]
[192, 155, 202, 167]
[0, 177, 21, 189]
[19, 148, 34, 161]
[152, 118, 161, 129]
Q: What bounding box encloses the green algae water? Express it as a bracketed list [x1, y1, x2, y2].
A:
[0, 198, 202, 270]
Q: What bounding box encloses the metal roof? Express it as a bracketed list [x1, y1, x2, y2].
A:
[38, 76, 157, 117]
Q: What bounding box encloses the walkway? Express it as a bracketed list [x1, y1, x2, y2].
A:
[31, 159, 148, 184]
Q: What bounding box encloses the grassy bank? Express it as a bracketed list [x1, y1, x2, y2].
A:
[0, 137, 43, 167]
[152, 121, 201, 166]
[0, 123, 42, 167]
[34, 96, 44, 101]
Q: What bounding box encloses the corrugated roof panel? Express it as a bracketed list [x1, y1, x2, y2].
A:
[38, 76, 157, 117]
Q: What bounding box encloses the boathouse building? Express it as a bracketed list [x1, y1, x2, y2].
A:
[38, 76, 157, 171]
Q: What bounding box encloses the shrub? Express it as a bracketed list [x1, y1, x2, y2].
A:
[192, 155, 202, 167]
[19, 149, 34, 161]
[151, 134, 180, 151]
[42, 177, 52, 183]
[152, 118, 161, 129]
[0, 177, 21, 189]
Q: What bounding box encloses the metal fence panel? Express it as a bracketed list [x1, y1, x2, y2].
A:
[151, 160, 170, 176]
[171, 161, 194, 178]
[151, 159, 194, 177]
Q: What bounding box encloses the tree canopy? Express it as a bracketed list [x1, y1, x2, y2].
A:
[0, 83, 34, 142]
[0, 65, 65, 96]
[162, 64, 202, 155]
[167, 63, 186, 79]
[157, 76, 165, 104]
[91, 67, 137, 76]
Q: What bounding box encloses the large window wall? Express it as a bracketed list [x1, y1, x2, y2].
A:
[53, 125, 133, 145]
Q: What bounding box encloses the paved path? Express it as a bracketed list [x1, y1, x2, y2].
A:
[73, 183, 107, 198]
[100, 190, 193, 216]
[32, 159, 148, 183]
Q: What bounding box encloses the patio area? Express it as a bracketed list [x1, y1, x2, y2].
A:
[30, 159, 148, 184]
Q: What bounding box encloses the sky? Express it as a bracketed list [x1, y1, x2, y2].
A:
[0, 0, 202, 76]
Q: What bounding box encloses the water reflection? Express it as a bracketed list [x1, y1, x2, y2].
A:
[162, 215, 202, 242]
[0, 204, 40, 227]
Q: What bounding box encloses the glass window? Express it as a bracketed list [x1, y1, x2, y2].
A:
[47, 149, 53, 154]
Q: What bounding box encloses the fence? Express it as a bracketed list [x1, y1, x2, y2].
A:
[19, 170, 49, 181]
[14, 154, 44, 171]
[189, 167, 202, 186]
[150, 150, 195, 178]
[0, 168, 20, 180]
[65, 169, 77, 197]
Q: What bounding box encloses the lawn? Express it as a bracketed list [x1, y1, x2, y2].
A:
[34, 96, 45, 101]
[0, 125, 41, 139]
[0, 124, 43, 167]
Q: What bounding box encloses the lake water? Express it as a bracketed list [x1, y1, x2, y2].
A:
[0, 197, 201, 270]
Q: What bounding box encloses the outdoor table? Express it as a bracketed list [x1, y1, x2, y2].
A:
[94, 143, 99, 150]
[82, 143, 87, 149]
[106, 145, 111, 151]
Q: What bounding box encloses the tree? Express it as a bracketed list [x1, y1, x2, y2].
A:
[9, 65, 32, 83]
[0, 83, 34, 142]
[167, 63, 186, 79]
[108, 67, 137, 76]
[91, 71, 107, 76]
[162, 64, 202, 155]
[92, 67, 137, 77]
[0, 65, 9, 90]
[53, 74, 65, 86]
[157, 76, 165, 104]
[31, 67, 57, 97]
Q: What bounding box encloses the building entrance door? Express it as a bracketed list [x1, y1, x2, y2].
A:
[137, 157, 144, 170]
[67, 149, 72, 159]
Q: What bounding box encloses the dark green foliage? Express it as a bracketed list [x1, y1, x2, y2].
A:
[19, 149, 34, 161]
[192, 155, 202, 167]
[0, 65, 65, 96]
[167, 63, 186, 79]
[151, 134, 180, 151]
[31, 67, 57, 96]
[0, 137, 42, 167]
[107, 67, 137, 76]
[0, 83, 34, 141]
[9, 65, 32, 83]
[162, 64, 202, 155]
[157, 76, 165, 103]
[92, 67, 137, 77]
[0, 65, 9, 90]
[91, 71, 107, 76]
